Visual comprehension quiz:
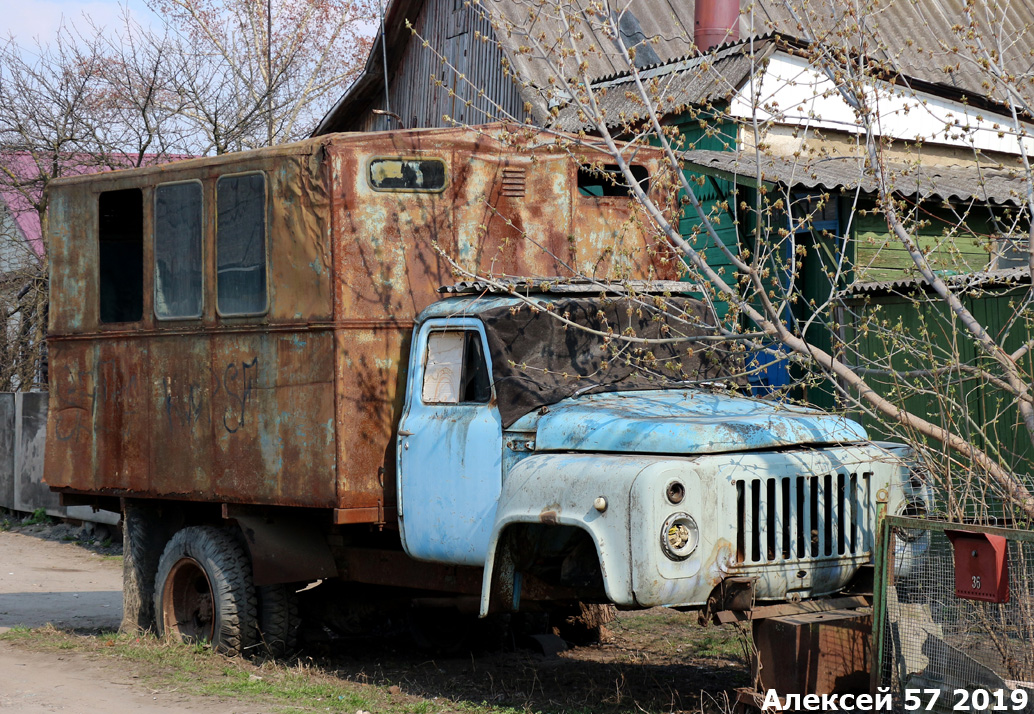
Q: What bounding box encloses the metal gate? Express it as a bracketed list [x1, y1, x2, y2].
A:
[874, 516, 1034, 713]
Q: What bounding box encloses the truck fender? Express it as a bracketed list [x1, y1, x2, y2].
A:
[231, 510, 338, 587]
[478, 453, 656, 616]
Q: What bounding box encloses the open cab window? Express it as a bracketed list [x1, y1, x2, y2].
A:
[98, 188, 144, 324]
[421, 331, 491, 404]
[577, 164, 649, 197]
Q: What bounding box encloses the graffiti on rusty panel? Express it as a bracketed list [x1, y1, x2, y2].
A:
[221, 358, 258, 433]
[53, 360, 141, 442]
[163, 378, 205, 429]
[54, 355, 261, 440]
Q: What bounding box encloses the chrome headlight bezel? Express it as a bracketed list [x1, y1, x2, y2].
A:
[660, 512, 699, 561]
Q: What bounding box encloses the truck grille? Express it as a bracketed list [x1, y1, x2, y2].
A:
[733, 472, 873, 564]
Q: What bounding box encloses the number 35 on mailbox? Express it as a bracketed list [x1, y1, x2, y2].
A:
[945, 530, 1010, 603]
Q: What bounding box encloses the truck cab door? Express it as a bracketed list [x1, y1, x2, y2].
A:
[397, 319, 502, 566]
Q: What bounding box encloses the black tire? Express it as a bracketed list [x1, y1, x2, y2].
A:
[257, 584, 300, 657]
[153, 526, 258, 656]
[121, 501, 167, 633]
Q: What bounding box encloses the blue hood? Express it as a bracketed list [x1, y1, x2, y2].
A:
[523, 390, 867, 455]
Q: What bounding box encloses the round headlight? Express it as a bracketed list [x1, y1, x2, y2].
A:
[661, 513, 699, 561]
[895, 498, 928, 543]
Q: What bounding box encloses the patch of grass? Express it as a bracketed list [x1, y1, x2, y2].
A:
[686, 630, 744, 659]
[22, 508, 52, 526]
[100, 554, 123, 564]
[0, 627, 526, 714]
[100, 537, 112, 548]
[203, 667, 372, 711]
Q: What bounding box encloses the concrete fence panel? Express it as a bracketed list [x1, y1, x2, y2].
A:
[1, 392, 118, 525]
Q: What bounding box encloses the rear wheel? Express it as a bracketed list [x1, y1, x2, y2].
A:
[257, 584, 301, 657]
[121, 502, 165, 633]
[153, 526, 257, 656]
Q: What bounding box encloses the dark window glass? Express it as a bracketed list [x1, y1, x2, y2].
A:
[217, 173, 267, 315]
[462, 331, 491, 403]
[99, 189, 144, 323]
[154, 182, 203, 319]
[369, 158, 447, 191]
[791, 193, 839, 234]
[577, 164, 649, 197]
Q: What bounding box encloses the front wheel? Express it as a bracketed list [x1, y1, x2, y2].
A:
[153, 526, 258, 656]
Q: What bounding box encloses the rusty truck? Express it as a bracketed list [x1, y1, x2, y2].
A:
[43, 124, 928, 655]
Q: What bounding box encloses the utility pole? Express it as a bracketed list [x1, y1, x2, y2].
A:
[267, 0, 273, 146]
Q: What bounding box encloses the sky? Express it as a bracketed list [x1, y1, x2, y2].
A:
[4, 0, 157, 45]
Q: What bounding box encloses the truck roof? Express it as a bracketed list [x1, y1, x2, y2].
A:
[437, 279, 697, 295]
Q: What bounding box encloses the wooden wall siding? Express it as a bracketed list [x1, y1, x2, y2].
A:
[852, 203, 996, 283]
[668, 115, 740, 319]
[843, 286, 1034, 519]
[361, 0, 527, 132]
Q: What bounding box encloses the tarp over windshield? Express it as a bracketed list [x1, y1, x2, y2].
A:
[479, 295, 743, 428]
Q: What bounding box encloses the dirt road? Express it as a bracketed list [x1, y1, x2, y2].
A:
[0, 527, 748, 713]
[0, 530, 122, 634]
[0, 530, 268, 713]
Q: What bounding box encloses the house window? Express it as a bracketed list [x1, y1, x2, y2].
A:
[992, 235, 1028, 269]
[791, 193, 839, 235]
[368, 158, 447, 192]
[422, 331, 491, 404]
[154, 181, 203, 319]
[577, 164, 649, 197]
[217, 173, 267, 316]
[98, 188, 144, 324]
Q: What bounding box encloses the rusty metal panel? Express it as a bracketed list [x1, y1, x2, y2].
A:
[152, 334, 213, 496]
[46, 187, 95, 335]
[753, 609, 872, 697]
[46, 338, 152, 494]
[208, 331, 336, 508]
[267, 149, 333, 322]
[45, 126, 669, 517]
[334, 325, 408, 510]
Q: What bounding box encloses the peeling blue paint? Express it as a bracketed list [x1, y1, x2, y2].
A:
[533, 390, 867, 455]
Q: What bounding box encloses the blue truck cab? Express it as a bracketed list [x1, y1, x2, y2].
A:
[396, 281, 929, 617]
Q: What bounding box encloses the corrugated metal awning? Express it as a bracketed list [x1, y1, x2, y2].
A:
[848, 267, 1030, 297]
[682, 150, 1031, 206]
[549, 41, 768, 132]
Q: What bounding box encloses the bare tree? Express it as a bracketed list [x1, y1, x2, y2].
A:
[0, 0, 377, 389]
[405, 0, 1034, 523]
[0, 27, 114, 392]
[146, 0, 377, 152]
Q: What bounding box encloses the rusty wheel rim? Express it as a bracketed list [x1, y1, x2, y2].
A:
[161, 557, 215, 645]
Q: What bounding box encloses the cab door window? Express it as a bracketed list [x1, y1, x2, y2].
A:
[422, 330, 491, 404]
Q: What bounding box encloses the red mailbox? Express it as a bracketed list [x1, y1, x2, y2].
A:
[946, 530, 1010, 603]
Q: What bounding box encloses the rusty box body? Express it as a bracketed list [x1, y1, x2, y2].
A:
[43, 125, 672, 522]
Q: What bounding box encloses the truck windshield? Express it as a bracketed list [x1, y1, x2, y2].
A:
[479, 295, 742, 427]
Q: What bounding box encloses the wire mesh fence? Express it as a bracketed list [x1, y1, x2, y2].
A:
[877, 516, 1034, 713]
